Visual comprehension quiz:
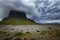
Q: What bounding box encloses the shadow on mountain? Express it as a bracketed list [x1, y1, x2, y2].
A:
[8, 10, 26, 18]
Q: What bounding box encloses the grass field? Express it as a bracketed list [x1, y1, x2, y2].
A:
[0, 18, 35, 25]
[0, 25, 60, 40]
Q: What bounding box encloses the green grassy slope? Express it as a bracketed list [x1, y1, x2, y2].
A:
[0, 18, 35, 25]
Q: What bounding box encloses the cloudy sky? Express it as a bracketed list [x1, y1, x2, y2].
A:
[0, 0, 60, 23]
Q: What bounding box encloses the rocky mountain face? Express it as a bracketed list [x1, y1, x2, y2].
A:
[8, 10, 26, 18]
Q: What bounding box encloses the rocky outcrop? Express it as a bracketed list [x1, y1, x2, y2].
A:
[8, 11, 26, 18]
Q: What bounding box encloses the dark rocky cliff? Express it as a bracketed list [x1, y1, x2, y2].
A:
[8, 10, 26, 18]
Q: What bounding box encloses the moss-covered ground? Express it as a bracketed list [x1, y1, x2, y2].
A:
[0, 28, 60, 40]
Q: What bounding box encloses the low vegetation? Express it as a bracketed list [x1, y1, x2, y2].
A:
[0, 28, 60, 40]
[0, 18, 35, 25]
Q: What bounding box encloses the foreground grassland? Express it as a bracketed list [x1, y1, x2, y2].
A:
[0, 18, 35, 25]
[0, 25, 60, 40]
